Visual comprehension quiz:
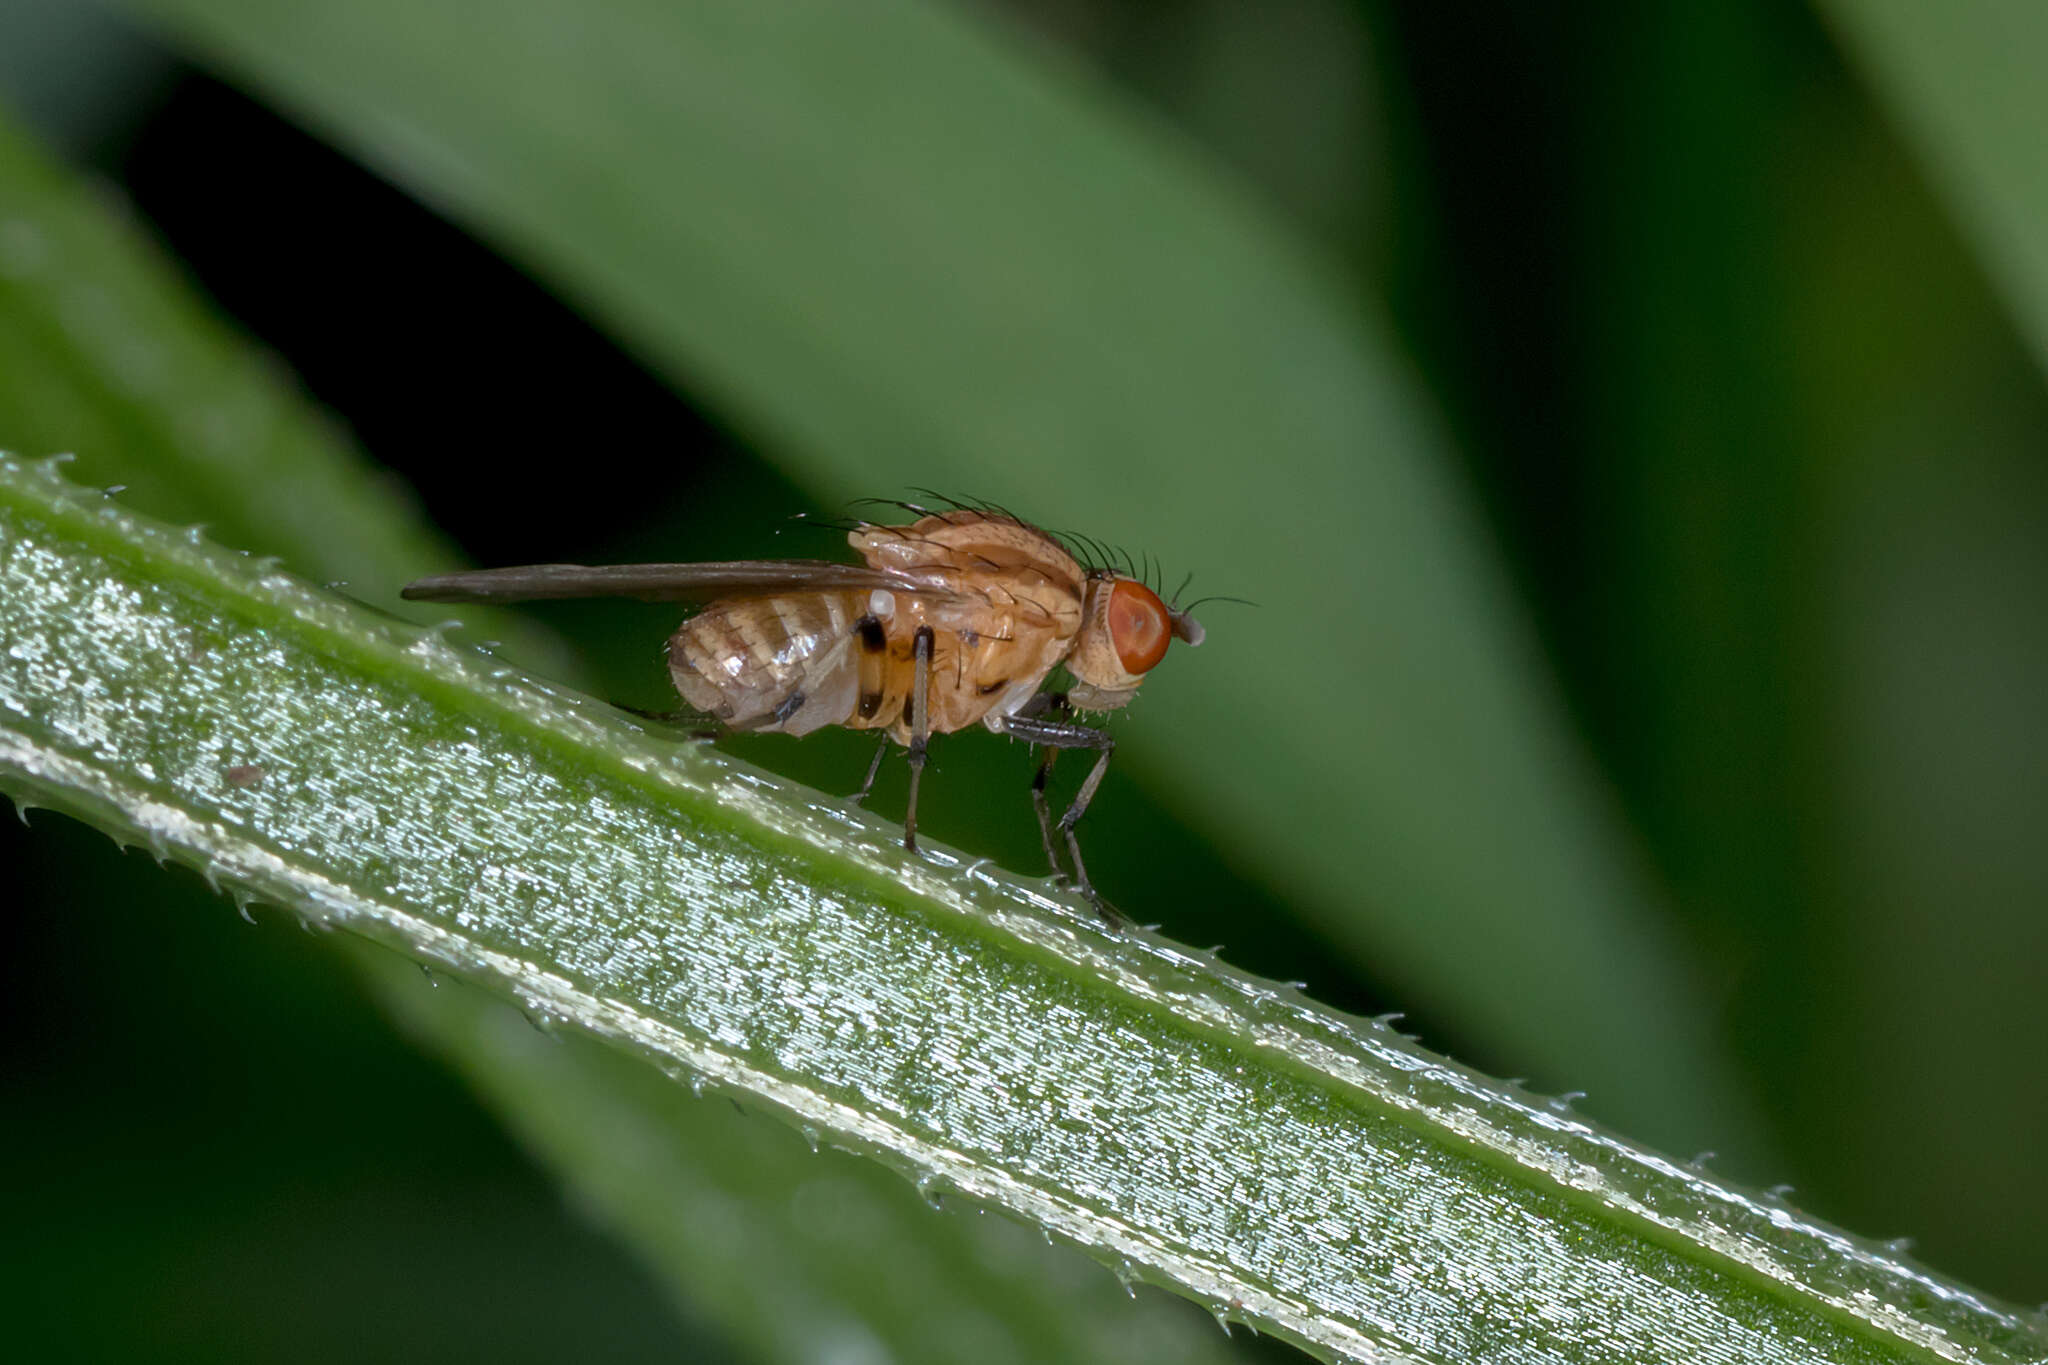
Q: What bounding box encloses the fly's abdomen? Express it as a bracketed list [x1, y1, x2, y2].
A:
[667, 591, 861, 735]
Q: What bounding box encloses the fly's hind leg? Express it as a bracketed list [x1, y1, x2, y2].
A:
[995, 706, 1123, 925]
[902, 626, 934, 853]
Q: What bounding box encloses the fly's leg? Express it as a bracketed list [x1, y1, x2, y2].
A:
[1031, 744, 1064, 878]
[1016, 693, 1071, 880]
[995, 710, 1123, 925]
[902, 626, 934, 853]
[846, 733, 891, 807]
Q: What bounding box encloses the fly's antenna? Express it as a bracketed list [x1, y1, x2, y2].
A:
[1167, 578, 1254, 649]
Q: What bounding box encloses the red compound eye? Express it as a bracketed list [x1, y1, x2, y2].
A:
[1107, 579, 1171, 675]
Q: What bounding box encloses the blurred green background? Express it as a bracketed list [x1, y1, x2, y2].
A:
[3, 0, 2043, 1360]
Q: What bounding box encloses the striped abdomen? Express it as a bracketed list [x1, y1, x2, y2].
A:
[668, 590, 864, 737]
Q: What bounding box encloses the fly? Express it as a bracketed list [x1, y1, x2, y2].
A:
[402, 504, 1204, 923]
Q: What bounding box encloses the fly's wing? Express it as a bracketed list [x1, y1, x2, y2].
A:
[401, 560, 966, 605]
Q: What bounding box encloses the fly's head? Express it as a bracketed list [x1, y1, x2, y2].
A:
[1065, 574, 1204, 711]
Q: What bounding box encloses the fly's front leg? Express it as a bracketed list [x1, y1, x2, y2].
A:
[994, 709, 1122, 924]
[902, 626, 934, 853]
[846, 732, 891, 807]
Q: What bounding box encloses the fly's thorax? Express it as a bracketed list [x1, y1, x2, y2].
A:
[1064, 574, 1201, 712]
[849, 511, 1087, 598]
[852, 512, 1085, 648]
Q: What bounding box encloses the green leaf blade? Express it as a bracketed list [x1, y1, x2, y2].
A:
[6, 449, 2042, 1365]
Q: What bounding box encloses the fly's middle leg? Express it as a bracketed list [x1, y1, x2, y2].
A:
[902, 626, 934, 853]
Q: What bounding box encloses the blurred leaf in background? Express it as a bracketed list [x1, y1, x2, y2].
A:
[2, 0, 2044, 1359]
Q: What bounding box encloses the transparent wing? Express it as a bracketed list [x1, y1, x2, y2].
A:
[401, 560, 969, 605]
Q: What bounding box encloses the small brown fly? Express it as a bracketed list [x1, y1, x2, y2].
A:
[402, 503, 1204, 921]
